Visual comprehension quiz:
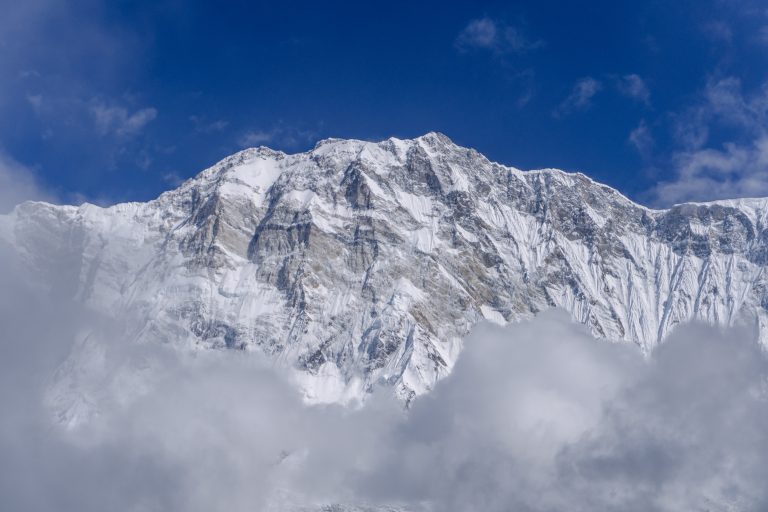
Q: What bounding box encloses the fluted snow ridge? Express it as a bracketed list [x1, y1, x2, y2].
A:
[5, 132, 768, 416]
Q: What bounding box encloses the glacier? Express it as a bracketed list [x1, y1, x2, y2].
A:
[3, 132, 768, 422]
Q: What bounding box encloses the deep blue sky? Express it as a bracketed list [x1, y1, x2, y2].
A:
[1, 0, 767, 207]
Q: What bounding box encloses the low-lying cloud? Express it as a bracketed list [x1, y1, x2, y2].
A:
[1, 228, 768, 511]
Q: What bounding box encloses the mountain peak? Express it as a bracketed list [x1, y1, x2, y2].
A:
[5, 134, 768, 419]
[414, 131, 455, 145]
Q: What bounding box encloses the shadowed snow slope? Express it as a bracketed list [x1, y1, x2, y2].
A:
[4, 132, 768, 419]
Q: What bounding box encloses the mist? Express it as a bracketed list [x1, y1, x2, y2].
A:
[1, 175, 768, 510]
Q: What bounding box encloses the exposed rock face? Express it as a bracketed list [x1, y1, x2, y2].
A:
[3, 132, 768, 418]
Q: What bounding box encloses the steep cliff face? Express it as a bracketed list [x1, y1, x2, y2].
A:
[4, 132, 768, 419]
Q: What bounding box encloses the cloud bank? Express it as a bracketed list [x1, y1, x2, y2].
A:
[2, 245, 768, 512]
[0, 170, 767, 511]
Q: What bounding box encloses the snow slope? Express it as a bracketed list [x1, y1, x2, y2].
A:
[4, 132, 768, 422]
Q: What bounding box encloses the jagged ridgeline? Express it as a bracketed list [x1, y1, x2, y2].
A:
[3, 132, 768, 410]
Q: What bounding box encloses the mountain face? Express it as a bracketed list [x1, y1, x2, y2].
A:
[3, 132, 768, 420]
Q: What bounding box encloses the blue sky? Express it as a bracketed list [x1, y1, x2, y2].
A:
[1, 0, 767, 207]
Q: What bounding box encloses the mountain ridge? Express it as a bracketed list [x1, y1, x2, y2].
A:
[16, 130, 768, 216]
[3, 132, 768, 424]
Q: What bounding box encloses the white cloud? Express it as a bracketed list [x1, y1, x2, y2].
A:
[2, 223, 768, 512]
[162, 171, 185, 187]
[655, 136, 768, 205]
[455, 17, 543, 55]
[456, 18, 497, 50]
[189, 115, 229, 133]
[629, 119, 655, 157]
[701, 20, 733, 42]
[0, 1, 146, 140]
[0, 2, 162, 180]
[239, 129, 275, 147]
[0, 150, 50, 212]
[238, 125, 320, 149]
[617, 73, 651, 104]
[503, 26, 541, 52]
[90, 102, 157, 138]
[554, 77, 603, 117]
[2, 149, 768, 510]
[698, 77, 767, 132]
[207, 120, 229, 131]
[454, 18, 542, 108]
[651, 77, 768, 205]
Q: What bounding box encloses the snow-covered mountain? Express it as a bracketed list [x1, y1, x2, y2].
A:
[3, 132, 768, 420]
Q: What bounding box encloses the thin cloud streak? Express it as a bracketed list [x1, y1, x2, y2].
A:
[629, 119, 654, 157]
[554, 77, 602, 118]
[90, 102, 158, 138]
[455, 17, 544, 55]
[238, 124, 321, 150]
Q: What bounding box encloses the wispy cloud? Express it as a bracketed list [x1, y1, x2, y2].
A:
[759, 25, 768, 45]
[617, 73, 651, 105]
[701, 20, 733, 42]
[20, 94, 160, 178]
[90, 101, 157, 138]
[656, 137, 768, 205]
[0, 0, 158, 185]
[0, 149, 50, 212]
[161, 171, 185, 188]
[651, 76, 768, 205]
[455, 17, 544, 55]
[239, 130, 275, 147]
[25, 94, 43, 112]
[456, 18, 497, 50]
[553, 77, 603, 118]
[629, 119, 655, 157]
[238, 124, 320, 149]
[189, 115, 229, 134]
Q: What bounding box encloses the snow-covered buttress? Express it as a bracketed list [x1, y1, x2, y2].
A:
[3, 132, 768, 416]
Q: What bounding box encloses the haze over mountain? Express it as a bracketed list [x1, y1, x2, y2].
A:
[2, 133, 768, 426]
